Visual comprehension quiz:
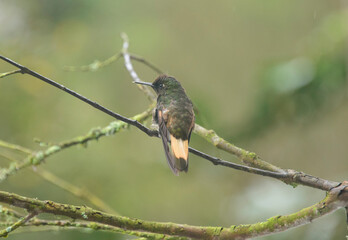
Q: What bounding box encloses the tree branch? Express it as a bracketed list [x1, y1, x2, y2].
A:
[0, 186, 346, 239]
[193, 124, 284, 173]
[0, 219, 187, 240]
[0, 212, 37, 237]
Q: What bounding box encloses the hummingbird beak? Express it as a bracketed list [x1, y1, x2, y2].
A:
[133, 81, 153, 87]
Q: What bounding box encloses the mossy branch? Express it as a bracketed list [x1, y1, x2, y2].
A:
[0, 212, 37, 237]
[0, 185, 346, 239]
[0, 219, 187, 240]
[193, 124, 284, 173]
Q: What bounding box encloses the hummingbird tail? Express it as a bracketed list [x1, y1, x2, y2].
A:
[170, 136, 189, 172]
[175, 157, 188, 172]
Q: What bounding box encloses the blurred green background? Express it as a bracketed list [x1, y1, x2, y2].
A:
[0, 1, 347, 239]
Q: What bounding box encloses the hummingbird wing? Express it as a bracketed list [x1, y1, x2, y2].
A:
[156, 109, 179, 176]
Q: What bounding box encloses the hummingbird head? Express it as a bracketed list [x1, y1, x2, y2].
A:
[134, 75, 182, 96]
[152, 75, 182, 95]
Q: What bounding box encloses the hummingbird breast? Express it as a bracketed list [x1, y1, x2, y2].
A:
[157, 91, 195, 140]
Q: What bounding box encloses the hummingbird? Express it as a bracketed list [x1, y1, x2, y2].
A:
[134, 75, 195, 175]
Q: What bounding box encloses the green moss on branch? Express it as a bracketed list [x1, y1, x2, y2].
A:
[0, 187, 346, 239]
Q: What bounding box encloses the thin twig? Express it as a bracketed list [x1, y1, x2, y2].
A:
[0, 212, 37, 237]
[0, 140, 32, 155]
[128, 53, 163, 74]
[64, 54, 122, 72]
[0, 69, 21, 78]
[64, 52, 162, 74]
[121, 33, 156, 101]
